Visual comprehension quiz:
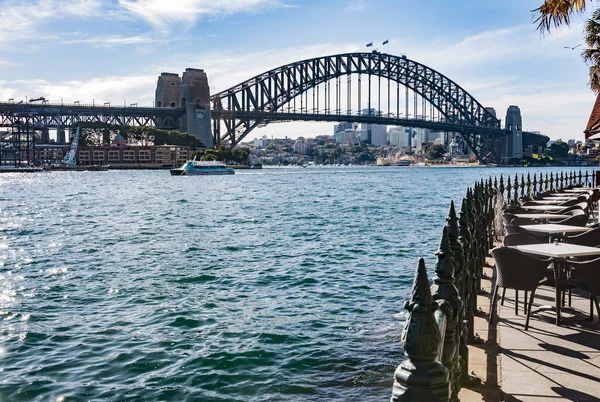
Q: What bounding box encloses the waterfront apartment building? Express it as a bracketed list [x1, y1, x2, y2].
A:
[76, 145, 191, 167]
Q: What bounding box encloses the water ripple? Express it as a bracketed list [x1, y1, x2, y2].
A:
[0, 166, 581, 401]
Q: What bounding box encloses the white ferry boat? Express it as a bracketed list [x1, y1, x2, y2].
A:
[170, 161, 235, 176]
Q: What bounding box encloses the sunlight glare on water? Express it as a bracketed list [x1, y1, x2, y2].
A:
[0, 166, 586, 401]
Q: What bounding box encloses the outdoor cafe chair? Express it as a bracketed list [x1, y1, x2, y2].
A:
[554, 214, 589, 227]
[563, 209, 587, 217]
[509, 216, 539, 226]
[504, 224, 548, 243]
[565, 257, 600, 321]
[504, 206, 535, 214]
[533, 191, 553, 200]
[502, 213, 516, 226]
[490, 247, 554, 330]
[574, 201, 593, 215]
[565, 227, 600, 247]
[501, 234, 545, 312]
[558, 197, 586, 207]
[503, 234, 543, 247]
[552, 205, 585, 215]
[519, 197, 532, 205]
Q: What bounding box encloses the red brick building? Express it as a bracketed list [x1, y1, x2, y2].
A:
[76, 145, 191, 167]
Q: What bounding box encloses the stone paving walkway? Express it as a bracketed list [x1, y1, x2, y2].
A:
[459, 256, 600, 402]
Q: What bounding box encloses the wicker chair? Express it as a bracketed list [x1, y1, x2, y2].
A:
[553, 205, 586, 215]
[504, 225, 549, 242]
[563, 209, 587, 217]
[504, 206, 535, 214]
[490, 247, 553, 330]
[509, 217, 539, 226]
[502, 213, 516, 226]
[558, 199, 582, 207]
[565, 227, 600, 247]
[554, 214, 589, 227]
[502, 234, 542, 246]
[565, 257, 600, 320]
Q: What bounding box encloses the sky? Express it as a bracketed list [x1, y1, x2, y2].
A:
[0, 0, 595, 141]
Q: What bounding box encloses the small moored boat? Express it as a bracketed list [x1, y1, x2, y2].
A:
[170, 161, 235, 176]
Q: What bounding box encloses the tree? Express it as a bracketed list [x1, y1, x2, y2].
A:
[533, 0, 588, 32]
[534, 1, 600, 91]
[549, 139, 569, 159]
[583, 8, 600, 92]
[356, 151, 375, 165]
[424, 143, 447, 160]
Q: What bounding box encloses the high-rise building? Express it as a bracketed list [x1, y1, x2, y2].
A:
[341, 130, 360, 145]
[360, 109, 387, 146]
[293, 138, 306, 154]
[334, 122, 354, 136]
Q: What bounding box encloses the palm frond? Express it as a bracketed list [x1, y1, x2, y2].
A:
[589, 64, 600, 92]
[533, 0, 589, 33]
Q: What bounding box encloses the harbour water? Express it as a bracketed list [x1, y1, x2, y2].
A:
[0, 166, 588, 401]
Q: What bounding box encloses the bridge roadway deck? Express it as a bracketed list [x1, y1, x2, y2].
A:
[0, 102, 184, 129]
[1, 102, 506, 134]
[458, 251, 600, 402]
[212, 110, 507, 135]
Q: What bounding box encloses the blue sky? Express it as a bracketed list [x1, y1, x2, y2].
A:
[0, 0, 594, 141]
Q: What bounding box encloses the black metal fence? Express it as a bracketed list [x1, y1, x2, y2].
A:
[391, 169, 597, 401]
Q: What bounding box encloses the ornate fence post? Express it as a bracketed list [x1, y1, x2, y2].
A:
[527, 173, 532, 198]
[391, 259, 450, 402]
[545, 173, 549, 192]
[432, 225, 461, 402]
[514, 175, 520, 204]
[488, 178, 495, 249]
[520, 174, 525, 198]
[539, 172, 544, 193]
[446, 202, 469, 395]
[550, 172, 554, 191]
[586, 170, 590, 187]
[568, 171, 573, 186]
[505, 176, 512, 204]
[459, 198, 474, 345]
[560, 172, 564, 189]
[571, 171, 575, 186]
[579, 171, 583, 186]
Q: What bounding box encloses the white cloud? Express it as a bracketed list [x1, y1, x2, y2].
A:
[0, 74, 157, 106]
[0, 23, 594, 141]
[345, 0, 366, 12]
[117, 0, 285, 28]
[398, 22, 584, 74]
[0, 0, 103, 44]
[60, 35, 157, 47]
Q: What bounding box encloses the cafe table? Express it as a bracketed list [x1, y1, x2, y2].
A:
[509, 242, 600, 325]
[519, 224, 590, 240]
[524, 200, 566, 205]
[513, 213, 569, 221]
[521, 205, 565, 211]
[544, 195, 577, 199]
[562, 188, 593, 193]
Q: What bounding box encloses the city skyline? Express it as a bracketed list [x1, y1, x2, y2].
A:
[0, 0, 593, 141]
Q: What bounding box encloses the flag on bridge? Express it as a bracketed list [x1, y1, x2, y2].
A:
[382, 39, 389, 45]
[366, 42, 373, 47]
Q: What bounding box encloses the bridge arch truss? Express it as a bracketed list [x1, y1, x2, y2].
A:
[211, 52, 503, 160]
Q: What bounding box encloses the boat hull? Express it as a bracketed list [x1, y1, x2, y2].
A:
[170, 168, 234, 176]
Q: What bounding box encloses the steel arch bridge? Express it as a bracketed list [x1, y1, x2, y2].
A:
[211, 51, 504, 161]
